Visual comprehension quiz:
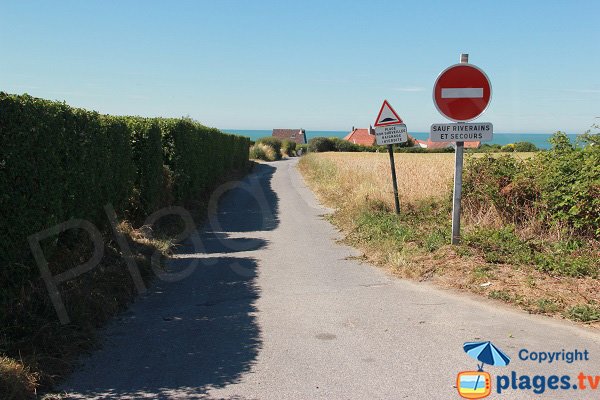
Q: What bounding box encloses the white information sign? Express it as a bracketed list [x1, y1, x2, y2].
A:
[429, 122, 493, 142]
[375, 124, 408, 145]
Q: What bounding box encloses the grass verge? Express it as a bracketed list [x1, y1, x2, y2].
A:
[298, 153, 599, 325]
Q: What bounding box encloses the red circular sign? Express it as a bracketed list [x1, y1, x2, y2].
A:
[433, 63, 492, 122]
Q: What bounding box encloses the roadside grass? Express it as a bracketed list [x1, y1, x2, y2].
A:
[0, 222, 172, 399]
[0, 357, 38, 400]
[298, 152, 600, 325]
[0, 166, 252, 399]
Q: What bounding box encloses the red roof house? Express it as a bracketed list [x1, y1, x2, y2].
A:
[343, 127, 376, 146]
[272, 129, 307, 144]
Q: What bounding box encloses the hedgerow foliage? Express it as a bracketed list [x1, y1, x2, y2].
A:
[256, 137, 282, 160]
[463, 131, 600, 237]
[0, 92, 250, 302]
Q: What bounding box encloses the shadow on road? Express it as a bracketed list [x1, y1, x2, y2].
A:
[63, 163, 279, 399]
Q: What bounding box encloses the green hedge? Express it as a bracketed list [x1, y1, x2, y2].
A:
[0, 92, 250, 294]
[463, 132, 600, 236]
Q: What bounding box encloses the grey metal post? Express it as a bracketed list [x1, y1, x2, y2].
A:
[451, 53, 469, 244]
[451, 141, 464, 244]
[388, 144, 400, 214]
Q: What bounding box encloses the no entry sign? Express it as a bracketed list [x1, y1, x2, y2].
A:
[433, 63, 492, 122]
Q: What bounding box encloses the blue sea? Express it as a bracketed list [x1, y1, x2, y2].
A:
[222, 129, 582, 150]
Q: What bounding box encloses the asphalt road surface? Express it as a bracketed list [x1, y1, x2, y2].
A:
[62, 158, 600, 399]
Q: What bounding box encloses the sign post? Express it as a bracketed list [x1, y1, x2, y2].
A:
[373, 100, 408, 214]
[431, 54, 493, 244]
[387, 144, 400, 215]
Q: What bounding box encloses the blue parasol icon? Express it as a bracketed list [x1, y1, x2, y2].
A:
[463, 341, 511, 392]
[463, 341, 511, 370]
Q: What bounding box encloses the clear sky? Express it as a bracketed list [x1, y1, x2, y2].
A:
[1, 0, 598, 133]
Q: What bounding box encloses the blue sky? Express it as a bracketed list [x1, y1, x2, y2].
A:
[1, 0, 598, 133]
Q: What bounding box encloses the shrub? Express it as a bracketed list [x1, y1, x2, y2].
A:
[123, 117, 164, 216]
[463, 132, 600, 237]
[296, 144, 308, 155]
[513, 141, 538, 152]
[533, 132, 600, 235]
[250, 143, 277, 161]
[256, 137, 282, 160]
[462, 155, 538, 224]
[500, 143, 516, 152]
[308, 137, 335, 152]
[329, 137, 359, 152]
[477, 143, 502, 153]
[281, 139, 297, 156]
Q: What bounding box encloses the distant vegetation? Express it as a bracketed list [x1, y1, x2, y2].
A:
[475, 141, 539, 153]
[249, 137, 298, 161]
[306, 136, 540, 154]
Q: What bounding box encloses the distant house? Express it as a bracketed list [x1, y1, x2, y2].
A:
[272, 129, 307, 144]
[343, 126, 376, 146]
[343, 126, 418, 147]
[415, 139, 481, 149]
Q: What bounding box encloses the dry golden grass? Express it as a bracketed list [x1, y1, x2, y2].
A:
[0, 357, 38, 399]
[300, 152, 455, 212]
[298, 152, 600, 327]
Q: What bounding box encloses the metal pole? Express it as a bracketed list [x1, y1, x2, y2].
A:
[451, 53, 469, 245]
[388, 144, 400, 214]
[451, 141, 464, 244]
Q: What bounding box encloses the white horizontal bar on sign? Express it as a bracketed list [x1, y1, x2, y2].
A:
[441, 88, 483, 99]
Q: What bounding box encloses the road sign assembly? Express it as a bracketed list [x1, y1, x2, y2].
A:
[430, 54, 493, 245]
[373, 100, 408, 214]
[374, 100, 408, 145]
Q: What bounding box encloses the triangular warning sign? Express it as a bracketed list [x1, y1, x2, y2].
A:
[374, 100, 403, 127]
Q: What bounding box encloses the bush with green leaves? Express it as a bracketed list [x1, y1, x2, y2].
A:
[250, 143, 277, 161]
[281, 140, 297, 156]
[329, 137, 358, 152]
[533, 132, 600, 235]
[463, 131, 600, 237]
[256, 137, 282, 160]
[0, 92, 250, 331]
[0, 94, 135, 270]
[308, 137, 336, 152]
[513, 141, 538, 152]
[122, 117, 164, 215]
[296, 144, 308, 155]
[499, 142, 538, 152]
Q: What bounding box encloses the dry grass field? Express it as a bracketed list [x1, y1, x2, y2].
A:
[300, 152, 534, 212]
[301, 152, 455, 209]
[298, 152, 600, 326]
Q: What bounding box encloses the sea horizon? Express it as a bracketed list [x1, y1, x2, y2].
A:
[222, 129, 584, 150]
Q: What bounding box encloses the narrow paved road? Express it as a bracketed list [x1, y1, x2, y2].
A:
[63, 159, 600, 399]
